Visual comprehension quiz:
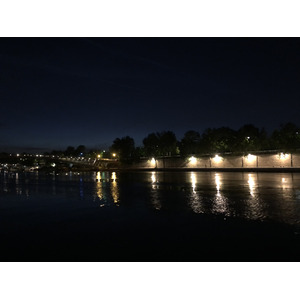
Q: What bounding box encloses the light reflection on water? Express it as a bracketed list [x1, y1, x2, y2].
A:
[150, 172, 161, 210]
[1, 171, 300, 225]
[212, 173, 228, 215]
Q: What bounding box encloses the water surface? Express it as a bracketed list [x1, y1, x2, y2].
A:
[1, 171, 300, 261]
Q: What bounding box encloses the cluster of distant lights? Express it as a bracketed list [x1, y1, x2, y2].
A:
[186, 152, 290, 165]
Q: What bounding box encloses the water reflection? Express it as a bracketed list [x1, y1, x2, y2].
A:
[150, 172, 161, 210]
[110, 172, 119, 205]
[245, 173, 263, 220]
[2, 171, 300, 225]
[191, 172, 196, 194]
[189, 172, 203, 214]
[95, 171, 104, 201]
[94, 171, 120, 207]
[151, 171, 158, 189]
[215, 173, 221, 195]
[213, 173, 228, 214]
[248, 174, 255, 197]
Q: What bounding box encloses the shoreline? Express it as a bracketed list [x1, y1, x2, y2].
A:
[119, 167, 300, 173]
[3, 167, 300, 173]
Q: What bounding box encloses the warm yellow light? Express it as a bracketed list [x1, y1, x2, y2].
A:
[111, 172, 116, 181]
[282, 178, 286, 183]
[246, 154, 256, 162]
[191, 172, 196, 193]
[213, 155, 222, 163]
[215, 173, 221, 193]
[151, 158, 156, 165]
[96, 171, 101, 181]
[279, 153, 289, 160]
[248, 174, 255, 196]
[189, 156, 197, 164]
[112, 153, 116, 157]
[97, 154, 101, 158]
[151, 172, 156, 183]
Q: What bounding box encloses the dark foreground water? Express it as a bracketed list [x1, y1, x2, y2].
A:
[1, 170, 300, 261]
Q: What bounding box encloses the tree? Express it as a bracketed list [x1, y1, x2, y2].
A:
[179, 130, 201, 156]
[233, 124, 267, 153]
[143, 133, 160, 157]
[110, 136, 135, 161]
[157, 131, 177, 156]
[200, 127, 237, 154]
[143, 131, 177, 157]
[270, 123, 300, 152]
[64, 146, 75, 157]
[75, 145, 86, 156]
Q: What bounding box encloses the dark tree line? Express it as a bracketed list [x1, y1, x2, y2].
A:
[42, 122, 300, 161]
[110, 123, 300, 161]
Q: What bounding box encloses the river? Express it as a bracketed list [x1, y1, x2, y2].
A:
[1, 170, 300, 261]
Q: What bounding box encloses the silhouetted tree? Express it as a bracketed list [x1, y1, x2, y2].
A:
[64, 146, 75, 157]
[75, 145, 86, 156]
[158, 131, 177, 156]
[270, 123, 300, 152]
[110, 136, 135, 161]
[179, 130, 201, 156]
[200, 127, 237, 154]
[143, 131, 177, 156]
[143, 133, 160, 157]
[233, 124, 265, 153]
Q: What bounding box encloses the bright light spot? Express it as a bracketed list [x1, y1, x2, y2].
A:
[96, 172, 101, 181]
[189, 156, 197, 164]
[282, 178, 286, 183]
[191, 172, 196, 193]
[215, 173, 221, 194]
[51, 163, 56, 167]
[97, 154, 101, 158]
[111, 172, 116, 181]
[248, 174, 255, 196]
[151, 158, 156, 165]
[246, 154, 256, 162]
[112, 153, 116, 157]
[213, 155, 222, 163]
[16, 154, 19, 157]
[151, 172, 156, 183]
[279, 153, 289, 160]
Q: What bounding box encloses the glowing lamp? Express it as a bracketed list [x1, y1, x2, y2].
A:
[246, 154, 256, 162]
[151, 158, 156, 165]
[279, 153, 289, 160]
[213, 155, 222, 163]
[189, 156, 197, 164]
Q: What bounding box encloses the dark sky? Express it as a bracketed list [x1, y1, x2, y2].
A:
[1, 38, 300, 152]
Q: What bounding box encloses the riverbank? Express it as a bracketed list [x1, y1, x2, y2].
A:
[120, 167, 300, 173]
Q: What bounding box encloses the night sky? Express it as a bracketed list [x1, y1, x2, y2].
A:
[1, 38, 300, 152]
